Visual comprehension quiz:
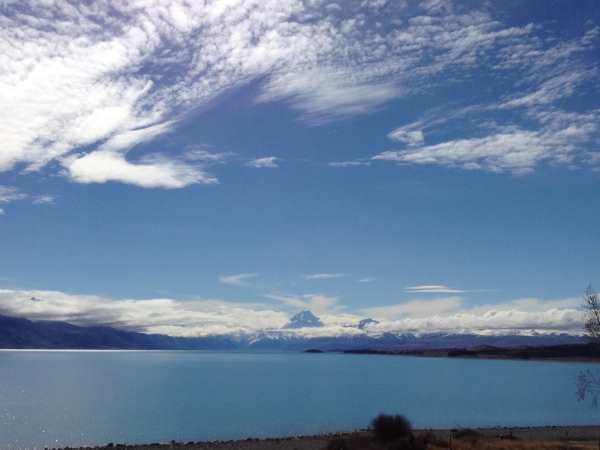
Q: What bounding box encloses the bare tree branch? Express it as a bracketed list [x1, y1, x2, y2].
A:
[578, 285, 600, 408]
[584, 285, 600, 342]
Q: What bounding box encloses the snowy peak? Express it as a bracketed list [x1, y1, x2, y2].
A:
[358, 318, 379, 329]
[283, 310, 323, 329]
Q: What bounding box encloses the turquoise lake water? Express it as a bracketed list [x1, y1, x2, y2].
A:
[0, 350, 599, 449]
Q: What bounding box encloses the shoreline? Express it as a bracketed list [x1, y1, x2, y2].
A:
[340, 343, 600, 363]
[44, 426, 600, 450]
[342, 352, 600, 364]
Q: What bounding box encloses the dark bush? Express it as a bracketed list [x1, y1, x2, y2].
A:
[386, 436, 415, 450]
[371, 414, 413, 444]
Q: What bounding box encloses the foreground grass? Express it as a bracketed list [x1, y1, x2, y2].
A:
[331, 434, 599, 450]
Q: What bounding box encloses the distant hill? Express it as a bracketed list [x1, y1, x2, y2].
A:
[0, 315, 238, 350]
[0, 313, 586, 350]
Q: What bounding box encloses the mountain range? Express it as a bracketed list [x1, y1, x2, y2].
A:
[0, 311, 584, 350]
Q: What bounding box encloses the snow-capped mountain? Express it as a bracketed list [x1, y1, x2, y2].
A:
[358, 318, 379, 329]
[283, 310, 324, 328]
[0, 311, 585, 350]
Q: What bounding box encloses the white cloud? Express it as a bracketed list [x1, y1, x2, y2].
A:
[0, 208, 4, 216]
[370, 23, 600, 175]
[304, 273, 346, 280]
[420, 0, 453, 14]
[258, 69, 401, 123]
[267, 293, 344, 316]
[582, 26, 600, 45]
[0, 185, 55, 209]
[184, 148, 234, 163]
[63, 150, 216, 189]
[0, 288, 287, 337]
[499, 71, 589, 109]
[97, 122, 174, 154]
[405, 284, 465, 294]
[60, 121, 217, 188]
[0, 0, 307, 184]
[362, 297, 464, 319]
[329, 161, 371, 167]
[361, 296, 583, 334]
[358, 277, 375, 283]
[0, 185, 27, 203]
[32, 195, 55, 205]
[2, 0, 563, 186]
[0, 287, 586, 337]
[374, 109, 600, 174]
[219, 273, 259, 287]
[245, 156, 280, 168]
[388, 128, 424, 147]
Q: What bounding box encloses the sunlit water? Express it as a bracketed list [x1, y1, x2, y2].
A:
[0, 350, 599, 449]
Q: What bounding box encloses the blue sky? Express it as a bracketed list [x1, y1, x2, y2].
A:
[0, 0, 598, 336]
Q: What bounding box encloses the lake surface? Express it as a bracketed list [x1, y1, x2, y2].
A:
[0, 350, 598, 449]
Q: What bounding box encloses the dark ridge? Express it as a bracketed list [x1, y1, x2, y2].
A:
[343, 343, 600, 362]
[0, 314, 238, 350]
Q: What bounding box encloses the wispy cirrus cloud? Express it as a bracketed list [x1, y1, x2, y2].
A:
[387, 129, 424, 147]
[257, 70, 401, 124]
[0, 185, 56, 213]
[373, 25, 600, 175]
[374, 109, 600, 174]
[32, 195, 56, 205]
[246, 157, 280, 168]
[404, 284, 466, 294]
[303, 273, 346, 280]
[498, 71, 589, 110]
[0, 185, 28, 204]
[329, 161, 371, 168]
[218, 273, 259, 287]
[3, 0, 580, 187]
[183, 147, 235, 164]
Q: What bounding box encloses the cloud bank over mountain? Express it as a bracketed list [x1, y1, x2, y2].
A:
[0, 288, 583, 337]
